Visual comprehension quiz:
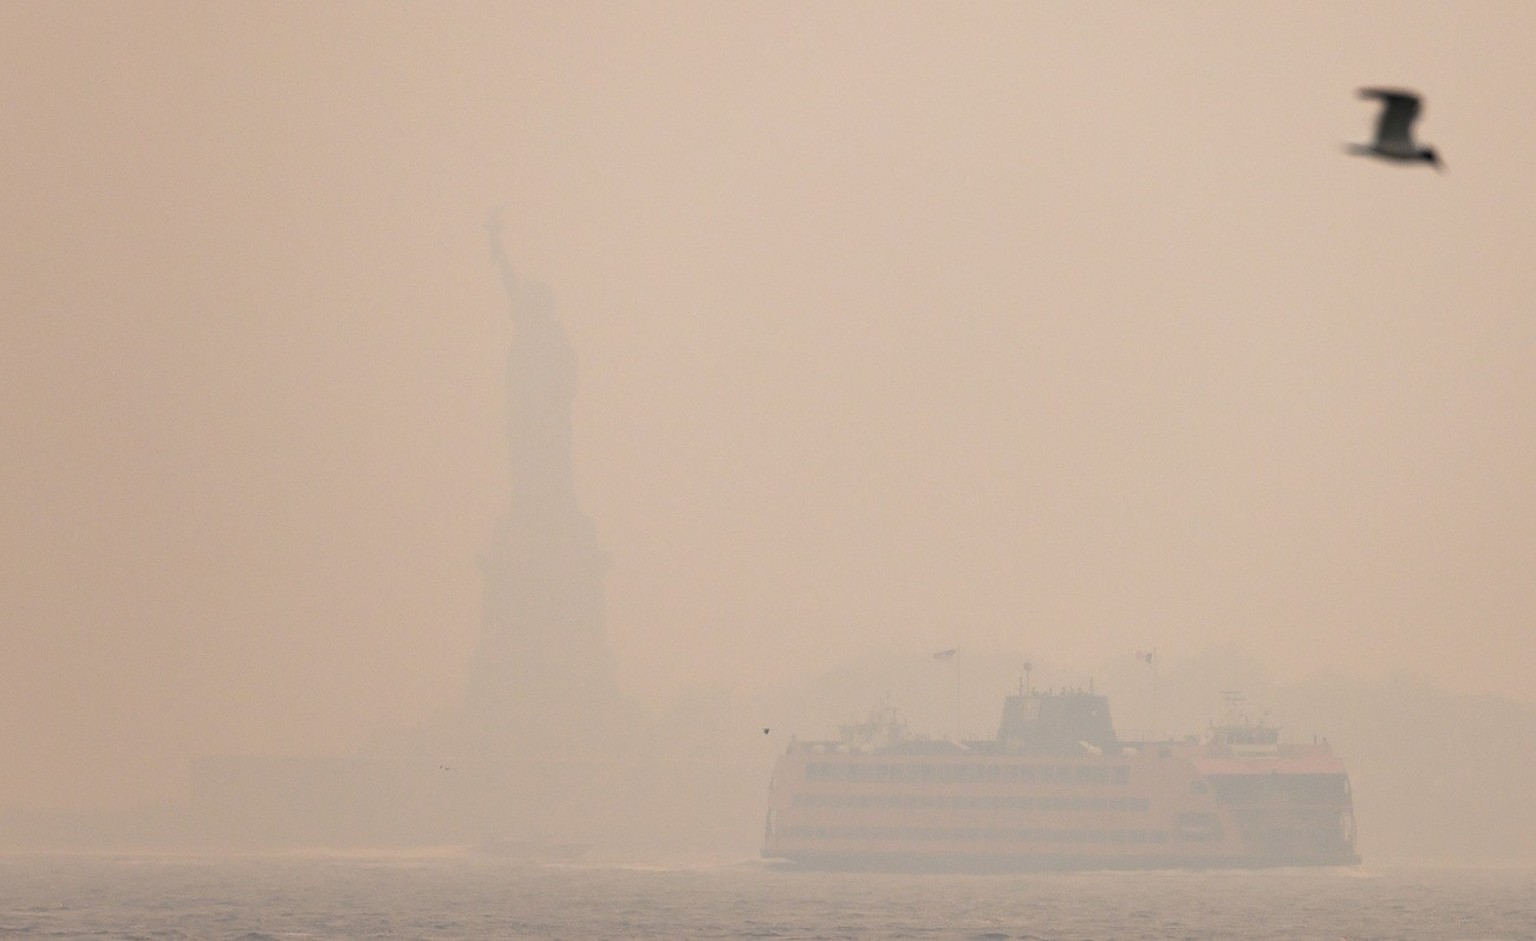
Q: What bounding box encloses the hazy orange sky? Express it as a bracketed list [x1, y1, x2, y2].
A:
[3, 3, 1534, 807]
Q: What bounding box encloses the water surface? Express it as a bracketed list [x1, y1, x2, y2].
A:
[1, 854, 1531, 939]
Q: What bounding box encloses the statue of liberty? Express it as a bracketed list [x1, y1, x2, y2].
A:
[486, 209, 579, 515]
[470, 210, 623, 757]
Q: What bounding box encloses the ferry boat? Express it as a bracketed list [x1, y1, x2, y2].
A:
[762, 687, 1358, 870]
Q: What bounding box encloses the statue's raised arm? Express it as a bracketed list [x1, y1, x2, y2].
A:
[486, 206, 525, 324]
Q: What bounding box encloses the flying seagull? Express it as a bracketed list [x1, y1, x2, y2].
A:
[1349, 88, 1442, 170]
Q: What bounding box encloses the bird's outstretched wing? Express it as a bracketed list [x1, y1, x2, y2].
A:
[1359, 88, 1421, 147]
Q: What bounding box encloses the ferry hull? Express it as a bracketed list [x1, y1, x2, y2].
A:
[762, 691, 1358, 872]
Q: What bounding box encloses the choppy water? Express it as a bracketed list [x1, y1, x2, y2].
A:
[1, 854, 1532, 940]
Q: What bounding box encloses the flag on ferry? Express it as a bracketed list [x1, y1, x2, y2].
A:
[933, 648, 957, 662]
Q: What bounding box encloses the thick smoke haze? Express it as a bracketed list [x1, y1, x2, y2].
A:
[3, 3, 1535, 860]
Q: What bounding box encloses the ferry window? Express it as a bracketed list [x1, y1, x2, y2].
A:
[1114, 766, 1130, 784]
[1286, 773, 1348, 802]
[1174, 812, 1222, 842]
[1212, 776, 1263, 803]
